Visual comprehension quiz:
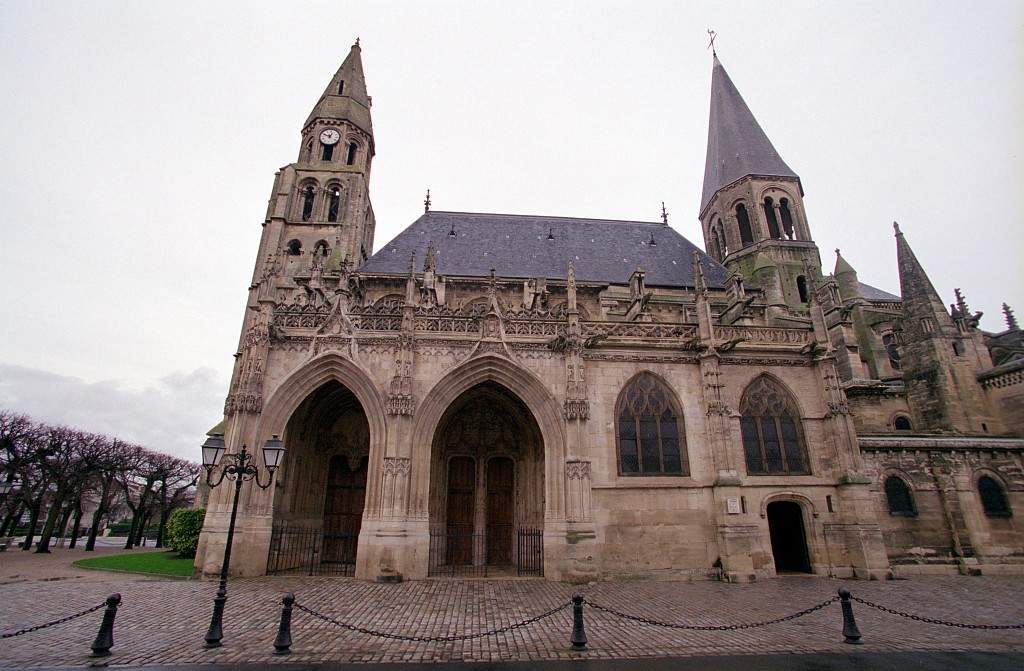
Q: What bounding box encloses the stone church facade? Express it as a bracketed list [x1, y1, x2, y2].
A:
[195, 42, 1024, 583]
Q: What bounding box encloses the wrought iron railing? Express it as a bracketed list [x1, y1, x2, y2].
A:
[267, 526, 357, 577]
[427, 526, 543, 577]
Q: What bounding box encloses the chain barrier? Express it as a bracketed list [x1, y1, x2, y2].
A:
[293, 600, 572, 642]
[1, 602, 105, 639]
[850, 596, 1024, 630]
[583, 596, 838, 631]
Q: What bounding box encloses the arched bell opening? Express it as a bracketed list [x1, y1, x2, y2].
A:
[766, 500, 812, 574]
[427, 381, 545, 576]
[268, 379, 369, 576]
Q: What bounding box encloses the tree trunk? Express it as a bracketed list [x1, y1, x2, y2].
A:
[124, 503, 139, 550]
[156, 507, 172, 548]
[85, 475, 113, 551]
[137, 510, 153, 546]
[21, 493, 44, 551]
[68, 502, 85, 549]
[0, 503, 23, 537]
[35, 485, 69, 553]
[54, 501, 74, 548]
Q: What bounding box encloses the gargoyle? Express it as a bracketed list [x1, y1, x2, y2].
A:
[717, 336, 747, 352]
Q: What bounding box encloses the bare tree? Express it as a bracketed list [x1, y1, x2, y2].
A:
[153, 455, 199, 547]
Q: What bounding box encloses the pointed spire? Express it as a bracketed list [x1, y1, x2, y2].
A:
[692, 250, 707, 295]
[566, 260, 578, 312]
[700, 56, 798, 213]
[895, 221, 954, 334]
[954, 288, 970, 317]
[833, 248, 856, 276]
[304, 39, 373, 135]
[424, 241, 437, 273]
[1003, 303, 1019, 331]
[404, 252, 417, 304]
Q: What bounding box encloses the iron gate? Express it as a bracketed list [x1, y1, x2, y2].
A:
[267, 525, 357, 577]
[427, 526, 543, 577]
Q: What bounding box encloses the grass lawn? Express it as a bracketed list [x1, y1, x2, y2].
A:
[73, 550, 194, 577]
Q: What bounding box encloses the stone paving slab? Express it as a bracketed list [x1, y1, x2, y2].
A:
[1, 550, 1023, 668]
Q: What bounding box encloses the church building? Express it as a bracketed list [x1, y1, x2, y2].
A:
[195, 42, 1024, 582]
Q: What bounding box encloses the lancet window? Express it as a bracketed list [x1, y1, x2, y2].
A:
[300, 185, 316, 222]
[884, 475, 916, 516]
[763, 197, 781, 239]
[979, 475, 1011, 517]
[616, 373, 689, 476]
[739, 376, 809, 475]
[736, 204, 754, 246]
[327, 186, 342, 222]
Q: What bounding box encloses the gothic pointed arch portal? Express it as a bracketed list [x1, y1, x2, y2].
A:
[427, 381, 545, 576]
[267, 379, 371, 576]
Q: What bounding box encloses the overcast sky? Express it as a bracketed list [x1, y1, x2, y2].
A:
[1, 1, 1021, 459]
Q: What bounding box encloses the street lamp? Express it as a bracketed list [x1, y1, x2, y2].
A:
[200, 433, 285, 648]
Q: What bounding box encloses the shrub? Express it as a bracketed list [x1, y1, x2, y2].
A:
[167, 508, 206, 558]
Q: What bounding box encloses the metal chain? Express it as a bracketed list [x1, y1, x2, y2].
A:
[294, 600, 571, 642]
[1, 602, 105, 639]
[584, 596, 838, 631]
[850, 596, 1024, 630]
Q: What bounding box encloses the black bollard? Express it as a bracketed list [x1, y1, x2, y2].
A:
[570, 593, 587, 651]
[90, 593, 122, 658]
[272, 593, 295, 656]
[838, 588, 863, 645]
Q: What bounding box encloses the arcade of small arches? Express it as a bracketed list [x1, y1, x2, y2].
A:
[704, 190, 808, 263]
[297, 179, 346, 223]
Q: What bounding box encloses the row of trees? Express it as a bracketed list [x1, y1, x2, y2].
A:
[0, 410, 199, 553]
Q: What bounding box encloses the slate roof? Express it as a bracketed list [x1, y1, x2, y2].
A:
[858, 282, 901, 302]
[700, 57, 798, 213]
[360, 211, 729, 288]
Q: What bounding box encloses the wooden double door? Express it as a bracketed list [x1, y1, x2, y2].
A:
[445, 456, 515, 566]
[322, 455, 367, 565]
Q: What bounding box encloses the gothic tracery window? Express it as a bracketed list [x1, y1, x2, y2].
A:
[616, 373, 688, 476]
[740, 376, 810, 475]
[884, 475, 916, 516]
[978, 475, 1011, 517]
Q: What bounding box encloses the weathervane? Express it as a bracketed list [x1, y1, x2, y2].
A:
[707, 29, 717, 57]
[424, 188, 431, 213]
[661, 201, 669, 225]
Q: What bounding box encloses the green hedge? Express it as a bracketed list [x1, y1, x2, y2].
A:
[167, 508, 206, 558]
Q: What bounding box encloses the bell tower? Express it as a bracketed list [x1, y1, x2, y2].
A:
[698, 56, 820, 312]
[252, 39, 376, 288]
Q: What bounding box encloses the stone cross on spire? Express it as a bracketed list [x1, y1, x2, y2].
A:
[423, 189, 431, 213]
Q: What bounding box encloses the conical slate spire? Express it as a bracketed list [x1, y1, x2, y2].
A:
[700, 56, 798, 213]
[894, 222, 953, 333]
[304, 40, 373, 135]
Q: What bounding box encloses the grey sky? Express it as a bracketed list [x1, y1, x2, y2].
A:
[1, 1, 1021, 459]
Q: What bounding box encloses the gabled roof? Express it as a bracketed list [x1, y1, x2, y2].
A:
[700, 57, 798, 213]
[858, 282, 900, 302]
[360, 211, 729, 288]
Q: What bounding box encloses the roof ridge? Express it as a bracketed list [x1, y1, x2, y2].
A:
[426, 210, 665, 226]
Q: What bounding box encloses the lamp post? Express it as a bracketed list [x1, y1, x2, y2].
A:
[200, 433, 285, 649]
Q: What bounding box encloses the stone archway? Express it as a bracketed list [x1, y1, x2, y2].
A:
[427, 382, 545, 576]
[267, 379, 370, 576]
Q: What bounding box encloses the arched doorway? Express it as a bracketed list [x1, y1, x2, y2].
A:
[767, 500, 812, 574]
[267, 380, 369, 576]
[428, 382, 544, 576]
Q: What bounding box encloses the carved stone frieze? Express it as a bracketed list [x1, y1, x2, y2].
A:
[719, 356, 809, 367]
[563, 398, 590, 420]
[224, 391, 262, 415]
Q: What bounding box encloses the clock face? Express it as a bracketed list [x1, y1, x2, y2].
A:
[319, 129, 341, 145]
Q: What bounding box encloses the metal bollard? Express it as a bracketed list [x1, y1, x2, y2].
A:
[272, 593, 295, 656]
[90, 593, 122, 658]
[570, 593, 587, 651]
[838, 588, 863, 645]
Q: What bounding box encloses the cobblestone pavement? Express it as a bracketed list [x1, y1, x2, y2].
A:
[1, 550, 1023, 668]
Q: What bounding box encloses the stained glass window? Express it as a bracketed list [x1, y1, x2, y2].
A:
[740, 376, 810, 475]
[616, 374, 688, 476]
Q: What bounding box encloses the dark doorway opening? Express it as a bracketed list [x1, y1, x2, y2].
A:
[767, 500, 812, 573]
[446, 456, 476, 566]
[487, 457, 514, 565]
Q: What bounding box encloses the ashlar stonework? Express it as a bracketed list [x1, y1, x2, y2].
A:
[195, 43, 1024, 584]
